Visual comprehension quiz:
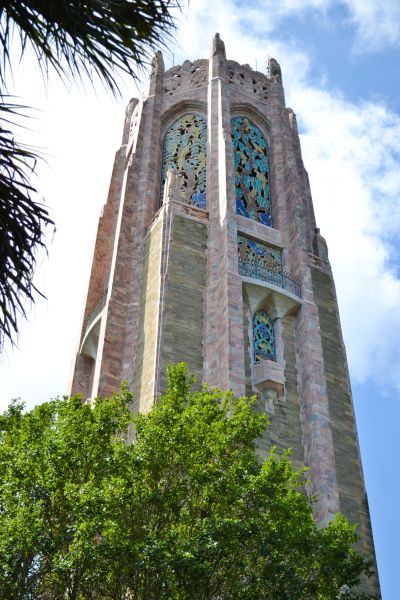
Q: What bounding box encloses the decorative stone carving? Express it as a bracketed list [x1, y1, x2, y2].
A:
[313, 228, 329, 262]
[122, 98, 138, 145]
[253, 359, 286, 394]
[212, 32, 226, 58]
[163, 59, 208, 95]
[128, 104, 140, 145]
[151, 50, 164, 76]
[268, 57, 282, 83]
[189, 59, 208, 87]
[261, 388, 278, 414]
[227, 60, 269, 100]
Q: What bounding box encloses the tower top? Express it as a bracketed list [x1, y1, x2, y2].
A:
[156, 34, 283, 88]
[157, 34, 284, 105]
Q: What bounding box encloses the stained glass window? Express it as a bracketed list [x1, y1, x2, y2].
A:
[253, 310, 276, 362]
[231, 116, 272, 226]
[238, 235, 281, 271]
[161, 113, 207, 208]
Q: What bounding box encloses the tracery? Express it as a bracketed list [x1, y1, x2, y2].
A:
[253, 310, 276, 362]
[231, 116, 272, 225]
[161, 113, 207, 208]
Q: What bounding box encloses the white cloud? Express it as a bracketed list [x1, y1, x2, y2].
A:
[343, 0, 400, 51]
[274, 0, 400, 51]
[171, 0, 312, 83]
[177, 0, 400, 55]
[295, 89, 400, 384]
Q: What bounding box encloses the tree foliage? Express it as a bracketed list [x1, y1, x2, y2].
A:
[0, 0, 178, 348]
[0, 363, 376, 599]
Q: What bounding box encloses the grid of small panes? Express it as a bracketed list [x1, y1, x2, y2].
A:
[231, 117, 272, 226]
[161, 113, 207, 208]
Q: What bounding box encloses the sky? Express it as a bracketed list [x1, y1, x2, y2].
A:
[0, 0, 399, 597]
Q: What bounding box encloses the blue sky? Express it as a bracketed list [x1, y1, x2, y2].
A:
[0, 1, 399, 597]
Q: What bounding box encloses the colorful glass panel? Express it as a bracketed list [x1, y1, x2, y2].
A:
[237, 235, 281, 271]
[231, 116, 272, 226]
[161, 113, 207, 208]
[253, 310, 276, 362]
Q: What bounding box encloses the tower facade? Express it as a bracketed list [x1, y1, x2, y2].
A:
[71, 35, 379, 594]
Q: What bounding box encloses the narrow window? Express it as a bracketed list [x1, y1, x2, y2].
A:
[161, 113, 207, 208]
[231, 116, 272, 225]
[253, 310, 276, 362]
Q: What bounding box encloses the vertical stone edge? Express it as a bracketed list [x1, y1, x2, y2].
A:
[311, 264, 381, 595]
[203, 34, 246, 397]
[92, 55, 165, 399]
[275, 102, 341, 524]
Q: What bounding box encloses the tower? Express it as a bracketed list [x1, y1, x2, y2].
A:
[71, 35, 380, 594]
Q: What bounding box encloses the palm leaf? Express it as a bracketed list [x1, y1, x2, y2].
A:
[0, 98, 54, 347]
[0, 1, 179, 347]
[0, 1, 179, 94]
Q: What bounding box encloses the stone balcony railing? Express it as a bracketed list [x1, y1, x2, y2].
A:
[238, 258, 302, 298]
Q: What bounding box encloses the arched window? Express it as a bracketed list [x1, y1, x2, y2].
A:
[253, 310, 276, 362]
[231, 116, 272, 226]
[161, 113, 207, 208]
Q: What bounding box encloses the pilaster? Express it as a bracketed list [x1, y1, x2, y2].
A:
[70, 139, 129, 398]
[92, 53, 165, 398]
[203, 34, 246, 396]
[277, 102, 340, 523]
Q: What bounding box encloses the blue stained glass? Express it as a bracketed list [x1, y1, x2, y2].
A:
[253, 310, 276, 362]
[191, 193, 206, 209]
[259, 213, 270, 226]
[238, 235, 281, 271]
[231, 116, 272, 226]
[161, 113, 207, 208]
[237, 199, 247, 216]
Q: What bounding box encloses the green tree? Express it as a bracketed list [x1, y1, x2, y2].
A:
[0, 0, 178, 348]
[0, 363, 375, 599]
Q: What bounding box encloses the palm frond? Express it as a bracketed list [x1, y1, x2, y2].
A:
[0, 0, 179, 95]
[0, 0, 179, 347]
[0, 99, 54, 347]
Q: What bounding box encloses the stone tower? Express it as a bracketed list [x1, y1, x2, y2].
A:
[71, 35, 380, 594]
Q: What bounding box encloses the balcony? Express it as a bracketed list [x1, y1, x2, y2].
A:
[238, 258, 301, 298]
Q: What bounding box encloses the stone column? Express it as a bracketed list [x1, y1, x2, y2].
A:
[70, 116, 133, 399]
[203, 34, 246, 397]
[153, 170, 176, 400]
[273, 91, 340, 524]
[273, 315, 285, 366]
[91, 53, 165, 399]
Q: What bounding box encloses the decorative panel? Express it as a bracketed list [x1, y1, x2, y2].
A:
[231, 116, 272, 225]
[161, 113, 207, 208]
[238, 235, 281, 271]
[253, 311, 276, 362]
